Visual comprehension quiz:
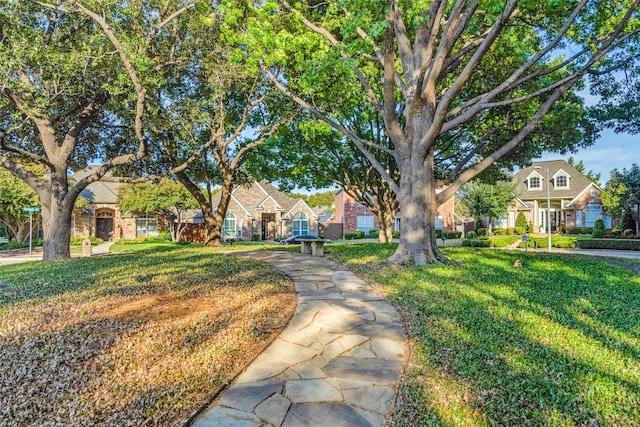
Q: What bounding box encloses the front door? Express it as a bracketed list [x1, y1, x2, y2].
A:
[261, 218, 268, 240]
[96, 218, 113, 241]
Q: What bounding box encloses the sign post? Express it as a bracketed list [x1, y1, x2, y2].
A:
[22, 207, 40, 256]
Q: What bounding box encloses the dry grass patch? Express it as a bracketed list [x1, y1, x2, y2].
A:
[0, 247, 295, 426]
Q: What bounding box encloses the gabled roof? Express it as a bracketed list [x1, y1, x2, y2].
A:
[211, 191, 253, 217]
[284, 199, 318, 219]
[71, 167, 120, 205]
[512, 160, 597, 200]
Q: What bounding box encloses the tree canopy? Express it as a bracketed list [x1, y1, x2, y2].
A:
[0, 0, 195, 259]
[117, 178, 198, 241]
[459, 180, 517, 233]
[601, 164, 640, 234]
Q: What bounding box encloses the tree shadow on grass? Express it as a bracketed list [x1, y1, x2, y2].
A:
[387, 250, 640, 426]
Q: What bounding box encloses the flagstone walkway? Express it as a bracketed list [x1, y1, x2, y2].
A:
[192, 250, 407, 427]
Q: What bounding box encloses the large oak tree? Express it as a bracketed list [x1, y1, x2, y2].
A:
[0, 0, 194, 260]
[247, 0, 640, 265]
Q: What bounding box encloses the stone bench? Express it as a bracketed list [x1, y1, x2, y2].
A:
[298, 239, 328, 256]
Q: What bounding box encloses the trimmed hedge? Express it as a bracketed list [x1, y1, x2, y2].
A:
[70, 236, 104, 245]
[576, 239, 640, 251]
[443, 231, 462, 239]
[462, 235, 516, 247]
[518, 236, 577, 249]
[462, 238, 491, 247]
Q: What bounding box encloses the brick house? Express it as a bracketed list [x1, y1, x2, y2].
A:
[506, 160, 610, 233]
[71, 168, 168, 241]
[334, 189, 456, 236]
[193, 181, 318, 241]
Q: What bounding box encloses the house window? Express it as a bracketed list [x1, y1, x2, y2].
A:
[528, 176, 541, 190]
[394, 217, 401, 232]
[356, 214, 375, 234]
[555, 175, 568, 188]
[435, 215, 444, 230]
[494, 216, 508, 228]
[223, 213, 237, 239]
[585, 204, 602, 227]
[590, 189, 596, 197]
[136, 217, 158, 237]
[292, 212, 309, 235]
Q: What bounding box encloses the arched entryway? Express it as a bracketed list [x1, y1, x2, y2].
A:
[95, 209, 114, 241]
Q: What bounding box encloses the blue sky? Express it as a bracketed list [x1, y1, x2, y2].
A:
[533, 129, 638, 184]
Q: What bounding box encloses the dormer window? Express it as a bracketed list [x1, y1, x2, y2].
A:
[553, 169, 570, 189]
[528, 176, 541, 190]
[555, 175, 567, 188]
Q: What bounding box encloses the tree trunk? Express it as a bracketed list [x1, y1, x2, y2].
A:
[41, 198, 73, 261]
[376, 203, 395, 243]
[204, 172, 234, 247]
[387, 151, 443, 266]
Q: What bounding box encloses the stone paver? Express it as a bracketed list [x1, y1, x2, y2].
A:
[192, 251, 407, 427]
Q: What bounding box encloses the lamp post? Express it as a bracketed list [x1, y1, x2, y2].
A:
[535, 166, 552, 252]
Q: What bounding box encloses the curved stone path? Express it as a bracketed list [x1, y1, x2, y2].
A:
[192, 250, 406, 427]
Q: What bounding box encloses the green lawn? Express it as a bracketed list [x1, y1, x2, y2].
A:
[328, 244, 640, 426]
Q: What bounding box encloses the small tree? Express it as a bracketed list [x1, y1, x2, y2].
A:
[460, 181, 517, 235]
[515, 212, 528, 232]
[117, 179, 199, 241]
[592, 218, 606, 238]
[0, 167, 40, 243]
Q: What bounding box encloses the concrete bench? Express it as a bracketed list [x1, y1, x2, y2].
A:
[298, 239, 328, 256]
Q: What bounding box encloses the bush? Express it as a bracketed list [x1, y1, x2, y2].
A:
[444, 231, 462, 239]
[488, 235, 517, 247]
[159, 231, 172, 241]
[367, 229, 379, 238]
[465, 231, 477, 239]
[624, 229, 635, 236]
[493, 228, 507, 235]
[252, 233, 260, 241]
[477, 228, 487, 237]
[462, 238, 491, 247]
[353, 230, 365, 239]
[392, 231, 400, 238]
[577, 239, 640, 251]
[344, 233, 354, 240]
[516, 212, 527, 230]
[566, 227, 581, 235]
[514, 227, 525, 235]
[435, 229, 443, 238]
[592, 218, 606, 238]
[70, 236, 103, 245]
[368, 228, 378, 235]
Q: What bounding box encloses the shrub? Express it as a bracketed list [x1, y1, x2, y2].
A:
[527, 222, 534, 233]
[515, 212, 527, 229]
[392, 230, 400, 238]
[70, 236, 103, 245]
[514, 227, 525, 235]
[435, 229, 443, 238]
[577, 239, 640, 251]
[462, 238, 491, 247]
[465, 231, 477, 239]
[488, 235, 517, 247]
[368, 228, 378, 235]
[159, 231, 172, 241]
[592, 218, 606, 238]
[353, 230, 365, 239]
[344, 233, 354, 240]
[367, 230, 379, 238]
[252, 233, 260, 241]
[494, 228, 507, 235]
[559, 223, 566, 234]
[507, 227, 516, 235]
[624, 229, 635, 236]
[444, 231, 462, 239]
[477, 228, 488, 237]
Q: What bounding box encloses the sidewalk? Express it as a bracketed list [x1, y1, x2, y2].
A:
[0, 241, 114, 265]
[192, 250, 406, 427]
